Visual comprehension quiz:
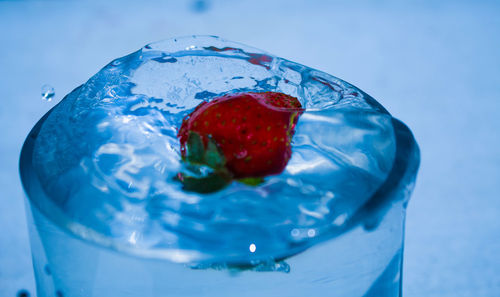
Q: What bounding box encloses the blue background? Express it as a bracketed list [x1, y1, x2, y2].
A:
[1, 0, 499, 296]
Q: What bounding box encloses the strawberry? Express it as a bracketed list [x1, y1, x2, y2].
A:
[176, 92, 303, 192]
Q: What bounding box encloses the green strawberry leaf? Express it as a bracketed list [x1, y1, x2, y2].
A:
[185, 131, 226, 169]
[186, 131, 204, 163]
[178, 132, 231, 193]
[204, 137, 225, 169]
[175, 170, 232, 193]
[238, 177, 265, 186]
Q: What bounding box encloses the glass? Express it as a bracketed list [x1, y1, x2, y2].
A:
[20, 36, 419, 297]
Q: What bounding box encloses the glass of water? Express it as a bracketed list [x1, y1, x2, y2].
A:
[20, 36, 420, 297]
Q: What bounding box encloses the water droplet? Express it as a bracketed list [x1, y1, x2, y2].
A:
[41, 84, 55, 101]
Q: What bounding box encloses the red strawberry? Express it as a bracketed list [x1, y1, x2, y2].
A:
[177, 92, 303, 191]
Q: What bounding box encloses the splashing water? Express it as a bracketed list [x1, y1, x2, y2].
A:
[30, 36, 419, 268]
[41, 84, 55, 101]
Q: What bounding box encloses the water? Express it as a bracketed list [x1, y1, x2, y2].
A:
[41, 84, 55, 101]
[21, 36, 420, 296]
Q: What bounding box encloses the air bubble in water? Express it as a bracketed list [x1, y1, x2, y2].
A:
[41, 84, 55, 101]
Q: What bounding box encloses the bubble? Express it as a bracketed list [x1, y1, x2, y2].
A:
[41, 84, 55, 101]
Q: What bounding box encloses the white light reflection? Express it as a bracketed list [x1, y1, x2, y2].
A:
[128, 231, 138, 244]
[333, 213, 348, 226]
[249, 243, 256, 253]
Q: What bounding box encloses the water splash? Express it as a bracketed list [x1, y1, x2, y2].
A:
[30, 36, 419, 267]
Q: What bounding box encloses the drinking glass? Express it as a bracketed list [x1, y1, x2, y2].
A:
[20, 36, 419, 297]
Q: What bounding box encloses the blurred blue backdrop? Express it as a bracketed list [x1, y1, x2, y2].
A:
[1, 0, 499, 296]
